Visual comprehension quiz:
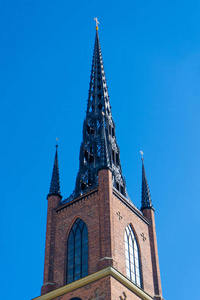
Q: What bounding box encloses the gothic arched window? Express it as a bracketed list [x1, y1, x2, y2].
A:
[67, 218, 88, 284]
[124, 224, 141, 287]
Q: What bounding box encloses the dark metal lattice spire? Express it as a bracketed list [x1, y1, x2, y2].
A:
[141, 158, 153, 210]
[100, 112, 110, 169]
[74, 28, 127, 197]
[48, 145, 61, 198]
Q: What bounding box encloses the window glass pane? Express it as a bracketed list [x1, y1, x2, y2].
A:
[130, 262, 135, 272]
[82, 243, 88, 251]
[125, 258, 129, 267]
[136, 268, 140, 276]
[82, 225, 88, 235]
[136, 276, 141, 287]
[75, 228, 81, 240]
[75, 246, 81, 257]
[82, 251, 88, 262]
[67, 218, 88, 284]
[129, 236, 133, 247]
[68, 268, 73, 277]
[75, 255, 81, 265]
[126, 268, 130, 279]
[124, 224, 141, 287]
[135, 258, 139, 268]
[75, 274, 81, 281]
[130, 231, 134, 240]
[67, 276, 73, 284]
[79, 220, 85, 231]
[129, 246, 133, 255]
[68, 251, 74, 261]
[125, 242, 128, 251]
[75, 239, 81, 248]
[68, 259, 73, 269]
[134, 239, 138, 249]
[130, 254, 134, 264]
[82, 262, 88, 272]
[68, 233, 74, 244]
[75, 264, 81, 275]
[131, 271, 135, 282]
[72, 222, 78, 232]
[82, 271, 88, 277]
[82, 238, 88, 247]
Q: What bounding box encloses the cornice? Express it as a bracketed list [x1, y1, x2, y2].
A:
[55, 188, 99, 213]
[32, 267, 154, 300]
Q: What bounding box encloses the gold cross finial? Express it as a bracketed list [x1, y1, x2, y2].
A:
[94, 17, 99, 30]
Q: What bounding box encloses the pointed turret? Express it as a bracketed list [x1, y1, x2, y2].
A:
[140, 157, 163, 298]
[47, 145, 61, 198]
[73, 27, 126, 198]
[141, 158, 153, 210]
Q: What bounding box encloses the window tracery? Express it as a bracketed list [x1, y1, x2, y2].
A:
[124, 224, 141, 287]
[67, 218, 88, 284]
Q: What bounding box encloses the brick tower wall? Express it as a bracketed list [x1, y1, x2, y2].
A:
[41, 169, 158, 299]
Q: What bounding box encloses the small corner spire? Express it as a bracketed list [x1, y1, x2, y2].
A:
[94, 17, 99, 30]
[47, 141, 62, 199]
[141, 152, 153, 210]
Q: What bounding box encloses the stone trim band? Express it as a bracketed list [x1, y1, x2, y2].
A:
[33, 266, 154, 300]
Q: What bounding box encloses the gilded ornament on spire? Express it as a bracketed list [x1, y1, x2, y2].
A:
[94, 17, 99, 30]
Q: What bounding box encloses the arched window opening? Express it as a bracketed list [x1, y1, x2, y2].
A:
[67, 218, 88, 284]
[124, 224, 141, 287]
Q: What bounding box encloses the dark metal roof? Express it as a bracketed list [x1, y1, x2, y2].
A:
[141, 159, 153, 210]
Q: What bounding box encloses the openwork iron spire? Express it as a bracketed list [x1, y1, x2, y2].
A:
[73, 28, 126, 198]
[48, 145, 61, 198]
[141, 159, 153, 210]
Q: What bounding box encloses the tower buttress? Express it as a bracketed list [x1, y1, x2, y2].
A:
[97, 168, 117, 270]
[141, 159, 163, 299]
[41, 146, 62, 295]
[47, 145, 61, 198]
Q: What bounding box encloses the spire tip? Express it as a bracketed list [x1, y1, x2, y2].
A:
[47, 142, 61, 199]
[140, 150, 144, 161]
[94, 17, 99, 30]
[141, 156, 153, 210]
[56, 138, 58, 148]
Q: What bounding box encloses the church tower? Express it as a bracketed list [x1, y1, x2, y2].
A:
[33, 23, 164, 300]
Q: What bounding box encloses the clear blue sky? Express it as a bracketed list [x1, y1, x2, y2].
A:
[1, 1, 200, 299]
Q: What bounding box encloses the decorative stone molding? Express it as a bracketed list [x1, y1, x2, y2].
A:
[119, 291, 127, 299]
[116, 211, 123, 220]
[32, 267, 154, 300]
